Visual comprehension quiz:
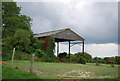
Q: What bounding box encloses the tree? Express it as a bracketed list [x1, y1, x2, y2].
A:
[2, 2, 34, 60]
[2, 2, 32, 37]
[2, 2, 57, 62]
[78, 56, 86, 64]
[2, 2, 32, 50]
[13, 29, 32, 52]
[115, 56, 120, 64]
[104, 57, 115, 63]
[75, 52, 92, 63]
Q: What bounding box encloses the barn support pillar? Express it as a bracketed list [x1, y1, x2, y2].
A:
[82, 41, 84, 56]
[68, 41, 70, 62]
[57, 42, 59, 57]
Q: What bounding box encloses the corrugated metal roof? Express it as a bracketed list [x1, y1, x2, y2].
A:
[34, 28, 66, 37]
[34, 28, 84, 41]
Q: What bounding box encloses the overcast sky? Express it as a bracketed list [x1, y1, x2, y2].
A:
[17, 1, 118, 57]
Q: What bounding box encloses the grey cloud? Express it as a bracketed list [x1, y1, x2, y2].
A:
[17, 2, 118, 44]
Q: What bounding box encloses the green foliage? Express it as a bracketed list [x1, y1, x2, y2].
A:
[95, 62, 100, 66]
[46, 36, 55, 55]
[31, 37, 44, 50]
[14, 51, 31, 60]
[44, 36, 56, 62]
[115, 56, 120, 64]
[70, 54, 78, 63]
[78, 56, 86, 64]
[2, 2, 49, 61]
[59, 57, 69, 63]
[35, 49, 45, 58]
[13, 29, 32, 51]
[2, 2, 32, 38]
[58, 52, 67, 58]
[104, 57, 116, 64]
[44, 57, 58, 62]
[2, 2, 33, 56]
[34, 36, 56, 62]
[93, 57, 102, 63]
[2, 2, 20, 18]
[111, 64, 115, 67]
[2, 47, 12, 61]
[75, 52, 92, 63]
[75, 52, 92, 64]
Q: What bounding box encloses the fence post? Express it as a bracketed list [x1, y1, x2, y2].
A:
[11, 48, 15, 63]
[30, 54, 35, 73]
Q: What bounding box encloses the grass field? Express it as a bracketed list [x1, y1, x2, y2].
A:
[2, 60, 119, 79]
[2, 65, 61, 80]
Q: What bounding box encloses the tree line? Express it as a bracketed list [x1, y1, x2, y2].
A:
[57, 52, 120, 64]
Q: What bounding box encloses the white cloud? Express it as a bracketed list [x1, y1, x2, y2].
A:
[14, 0, 119, 2]
[85, 43, 118, 57]
[55, 43, 118, 58]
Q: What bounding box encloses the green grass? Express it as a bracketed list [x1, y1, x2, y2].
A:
[2, 64, 39, 79]
[3, 60, 119, 79]
[2, 64, 61, 79]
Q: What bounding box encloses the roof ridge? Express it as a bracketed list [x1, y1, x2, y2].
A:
[35, 28, 70, 35]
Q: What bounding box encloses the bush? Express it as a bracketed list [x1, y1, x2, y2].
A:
[70, 54, 78, 63]
[115, 56, 120, 64]
[59, 57, 69, 63]
[2, 47, 12, 61]
[111, 64, 115, 67]
[95, 62, 100, 66]
[34, 56, 41, 62]
[78, 56, 86, 64]
[12, 51, 31, 60]
[35, 49, 45, 58]
[44, 57, 58, 62]
[58, 52, 67, 58]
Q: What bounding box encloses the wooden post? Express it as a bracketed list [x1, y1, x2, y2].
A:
[30, 54, 35, 73]
[68, 41, 70, 62]
[57, 42, 59, 57]
[82, 41, 84, 56]
[11, 48, 15, 63]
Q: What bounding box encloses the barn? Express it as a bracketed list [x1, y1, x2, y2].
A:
[34, 28, 85, 61]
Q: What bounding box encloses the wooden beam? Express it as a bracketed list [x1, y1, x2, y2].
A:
[82, 41, 84, 56]
[68, 41, 70, 62]
[57, 42, 59, 57]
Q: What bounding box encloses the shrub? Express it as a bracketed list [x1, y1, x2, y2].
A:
[58, 52, 67, 58]
[95, 62, 100, 66]
[35, 49, 45, 58]
[2, 47, 12, 61]
[44, 57, 58, 62]
[110, 64, 115, 67]
[70, 54, 78, 63]
[14, 51, 31, 60]
[78, 56, 86, 64]
[59, 57, 69, 63]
